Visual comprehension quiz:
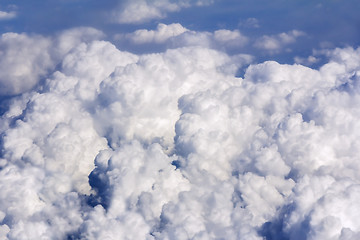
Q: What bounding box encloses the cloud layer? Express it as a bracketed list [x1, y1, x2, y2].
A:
[1, 1, 360, 239]
[0, 22, 360, 239]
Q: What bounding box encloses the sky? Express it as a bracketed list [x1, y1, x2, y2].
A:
[0, 0, 360, 239]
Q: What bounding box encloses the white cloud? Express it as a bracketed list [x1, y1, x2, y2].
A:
[111, 0, 215, 24]
[57, 40, 138, 101]
[124, 23, 188, 44]
[0, 10, 16, 20]
[111, 0, 180, 24]
[294, 55, 319, 65]
[80, 142, 190, 239]
[121, 23, 248, 52]
[0, 27, 104, 97]
[254, 30, 306, 53]
[1, 25, 360, 239]
[324, 46, 360, 72]
[94, 46, 241, 150]
[213, 29, 248, 47]
[0, 33, 53, 96]
[53, 27, 105, 58]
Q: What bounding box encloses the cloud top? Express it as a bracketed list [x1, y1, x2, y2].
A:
[0, 1, 360, 239]
[1, 30, 360, 239]
[0, 27, 104, 97]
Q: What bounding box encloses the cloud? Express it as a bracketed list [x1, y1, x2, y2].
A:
[0, 27, 104, 97]
[213, 29, 248, 48]
[0, 33, 53, 96]
[0, 35, 139, 238]
[56, 40, 138, 102]
[239, 17, 260, 28]
[0, 1, 360, 239]
[254, 30, 306, 53]
[0, 10, 16, 20]
[294, 55, 319, 66]
[53, 27, 105, 58]
[111, 0, 214, 24]
[120, 23, 248, 53]
[124, 23, 188, 44]
[80, 142, 190, 239]
[93, 46, 245, 150]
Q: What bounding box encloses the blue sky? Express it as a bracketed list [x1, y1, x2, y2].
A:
[1, 0, 359, 63]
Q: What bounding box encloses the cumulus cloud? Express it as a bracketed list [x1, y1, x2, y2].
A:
[0, 33, 53, 96]
[93, 46, 244, 150]
[254, 30, 306, 53]
[0, 37, 138, 239]
[111, 0, 214, 24]
[80, 142, 190, 239]
[0, 27, 104, 97]
[120, 23, 248, 53]
[1, 22, 360, 240]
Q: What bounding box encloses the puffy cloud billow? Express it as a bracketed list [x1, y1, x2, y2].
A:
[1, 8, 360, 240]
[0, 27, 104, 96]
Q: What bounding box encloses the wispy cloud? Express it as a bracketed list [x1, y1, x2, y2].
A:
[117, 23, 248, 53]
[110, 0, 214, 24]
[0, 10, 16, 20]
[254, 30, 306, 53]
